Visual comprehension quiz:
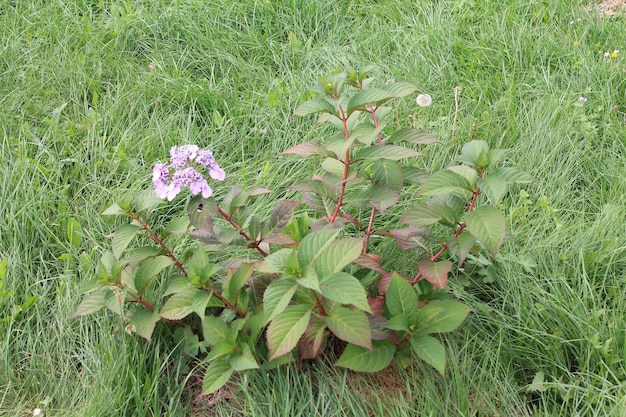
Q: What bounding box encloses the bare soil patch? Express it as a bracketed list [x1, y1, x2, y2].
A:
[584, 0, 626, 17]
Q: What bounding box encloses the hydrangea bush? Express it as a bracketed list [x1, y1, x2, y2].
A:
[74, 68, 532, 394]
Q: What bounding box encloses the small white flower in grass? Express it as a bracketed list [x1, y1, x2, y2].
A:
[33, 408, 42, 416]
[578, 96, 588, 102]
[416, 93, 432, 107]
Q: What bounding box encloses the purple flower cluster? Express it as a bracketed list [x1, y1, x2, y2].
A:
[152, 145, 225, 201]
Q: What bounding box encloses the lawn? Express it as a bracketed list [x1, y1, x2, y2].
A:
[1, 0, 625, 416]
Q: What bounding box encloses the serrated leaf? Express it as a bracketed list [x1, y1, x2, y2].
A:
[386, 273, 418, 319]
[297, 229, 342, 266]
[73, 289, 109, 317]
[133, 190, 163, 214]
[160, 288, 205, 320]
[324, 307, 371, 349]
[464, 206, 506, 258]
[418, 259, 453, 290]
[400, 205, 445, 227]
[410, 334, 446, 375]
[202, 316, 230, 345]
[353, 145, 422, 161]
[267, 305, 312, 360]
[384, 314, 409, 332]
[388, 227, 430, 251]
[112, 224, 141, 259]
[372, 159, 404, 191]
[201, 359, 233, 395]
[491, 167, 534, 184]
[345, 185, 400, 214]
[263, 200, 299, 240]
[336, 340, 396, 372]
[446, 231, 476, 265]
[134, 256, 174, 293]
[263, 278, 298, 323]
[349, 121, 387, 147]
[388, 128, 440, 145]
[456, 140, 490, 169]
[223, 262, 254, 304]
[447, 165, 478, 188]
[102, 203, 125, 216]
[129, 306, 161, 341]
[281, 141, 335, 158]
[478, 173, 508, 204]
[319, 272, 371, 312]
[381, 81, 418, 97]
[320, 157, 347, 178]
[314, 238, 364, 276]
[296, 264, 321, 293]
[347, 88, 396, 113]
[402, 166, 429, 185]
[229, 344, 259, 371]
[187, 195, 219, 231]
[419, 170, 473, 196]
[415, 299, 472, 334]
[294, 97, 337, 116]
[298, 319, 327, 360]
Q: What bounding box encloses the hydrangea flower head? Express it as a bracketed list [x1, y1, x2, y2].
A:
[152, 145, 225, 201]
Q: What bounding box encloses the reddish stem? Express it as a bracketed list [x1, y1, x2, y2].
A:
[329, 106, 351, 223]
[363, 206, 376, 254]
[131, 214, 187, 275]
[217, 207, 269, 257]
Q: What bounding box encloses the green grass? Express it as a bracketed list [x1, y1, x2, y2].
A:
[1, 0, 625, 415]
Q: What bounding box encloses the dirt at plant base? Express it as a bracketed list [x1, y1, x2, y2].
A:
[585, 0, 626, 17]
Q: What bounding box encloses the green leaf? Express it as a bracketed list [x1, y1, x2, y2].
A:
[372, 159, 404, 191]
[102, 203, 125, 216]
[266, 305, 312, 360]
[446, 231, 476, 265]
[160, 288, 208, 320]
[410, 334, 446, 375]
[385, 314, 409, 332]
[112, 224, 141, 259]
[347, 88, 396, 113]
[456, 140, 490, 169]
[281, 141, 335, 158]
[229, 344, 259, 371]
[464, 206, 506, 258]
[491, 167, 534, 184]
[324, 307, 371, 349]
[296, 264, 321, 293]
[297, 229, 342, 266]
[187, 195, 219, 231]
[294, 97, 337, 116]
[298, 319, 327, 360]
[381, 81, 418, 97]
[134, 256, 174, 293]
[263, 200, 299, 240]
[202, 316, 231, 345]
[223, 262, 254, 304]
[314, 238, 364, 276]
[419, 170, 473, 197]
[201, 359, 233, 395]
[320, 157, 348, 179]
[388, 227, 429, 251]
[128, 306, 161, 342]
[73, 289, 109, 317]
[345, 185, 400, 214]
[387, 128, 440, 145]
[478, 173, 508, 204]
[336, 340, 396, 372]
[353, 145, 422, 161]
[319, 272, 372, 313]
[386, 273, 418, 319]
[418, 259, 453, 290]
[400, 204, 460, 227]
[263, 278, 299, 324]
[133, 189, 163, 213]
[415, 299, 472, 334]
